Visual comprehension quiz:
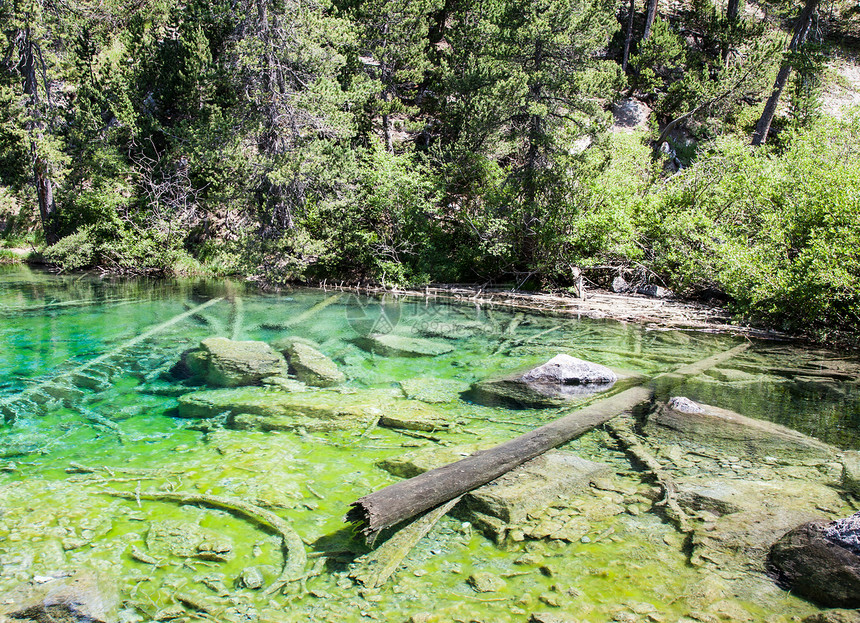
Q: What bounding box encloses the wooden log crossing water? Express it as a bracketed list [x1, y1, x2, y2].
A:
[347, 342, 751, 542]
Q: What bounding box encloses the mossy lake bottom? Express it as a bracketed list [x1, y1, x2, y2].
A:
[1, 265, 860, 623]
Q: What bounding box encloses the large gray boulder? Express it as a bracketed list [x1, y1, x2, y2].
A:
[174, 337, 287, 387]
[770, 520, 860, 608]
[467, 355, 622, 409]
[521, 354, 617, 385]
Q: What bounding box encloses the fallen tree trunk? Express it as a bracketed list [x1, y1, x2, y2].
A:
[347, 385, 653, 542]
[349, 496, 463, 587]
[347, 341, 752, 542]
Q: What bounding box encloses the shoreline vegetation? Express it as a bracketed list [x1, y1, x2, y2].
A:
[2, 0, 859, 346]
[0, 256, 830, 348]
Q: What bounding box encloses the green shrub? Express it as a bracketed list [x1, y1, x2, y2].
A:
[639, 111, 860, 337]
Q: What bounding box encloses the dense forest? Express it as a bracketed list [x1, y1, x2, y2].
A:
[1, 0, 859, 339]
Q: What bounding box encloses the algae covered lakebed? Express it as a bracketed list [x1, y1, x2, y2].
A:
[1, 264, 860, 623]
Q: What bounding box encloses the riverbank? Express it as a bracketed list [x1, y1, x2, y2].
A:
[285, 282, 793, 343]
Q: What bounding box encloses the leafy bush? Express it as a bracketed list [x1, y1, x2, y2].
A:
[639, 111, 860, 338]
[43, 223, 205, 275]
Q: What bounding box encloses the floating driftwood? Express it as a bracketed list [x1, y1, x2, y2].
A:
[606, 418, 692, 534]
[350, 496, 462, 588]
[105, 489, 306, 594]
[347, 342, 752, 542]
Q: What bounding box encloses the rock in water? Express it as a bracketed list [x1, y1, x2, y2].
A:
[840, 451, 860, 496]
[770, 520, 860, 608]
[354, 333, 454, 357]
[0, 570, 118, 623]
[280, 341, 345, 387]
[648, 399, 835, 461]
[468, 572, 506, 593]
[467, 354, 624, 408]
[400, 377, 470, 404]
[146, 520, 233, 560]
[667, 396, 704, 413]
[177, 386, 455, 432]
[238, 567, 265, 590]
[521, 354, 617, 385]
[824, 512, 860, 556]
[802, 611, 860, 623]
[176, 337, 287, 387]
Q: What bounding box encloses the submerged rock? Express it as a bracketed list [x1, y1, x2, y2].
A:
[377, 401, 453, 432]
[280, 340, 345, 387]
[353, 333, 454, 357]
[648, 399, 836, 461]
[468, 572, 506, 593]
[840, 451, 860, 495]
[0, 570, 118, 623]
[400, 377, 470, 404]
[238, 566, 265, 590]
[679, 477, 847, 572]
[803, 610, 860, 623]
[146, 520, 233, 561]
[770, 520, 860, 608]
[177, 386, 454, 432]
[174, 337, 287, 387]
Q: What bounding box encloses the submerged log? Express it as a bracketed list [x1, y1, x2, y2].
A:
[347, 385, 653, 541]
[347, 341, 752, 542]
[606, 418, 692, 534]
[106, 489, 306, 594]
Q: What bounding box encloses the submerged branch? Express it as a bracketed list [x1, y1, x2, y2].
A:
[104, 489, 307, 593]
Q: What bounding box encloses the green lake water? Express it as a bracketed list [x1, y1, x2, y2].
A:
[1, 264, 859, 623]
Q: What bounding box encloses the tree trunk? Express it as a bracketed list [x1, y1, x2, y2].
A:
[20, 27, 59, 244]
[622, 0, 636, 71]
[643, 0, 658, 40]
[726, 0, 740, 22]
[347, 342, 751, 542]
[751, 0, 819, 146]
[347, 385, 653, 542]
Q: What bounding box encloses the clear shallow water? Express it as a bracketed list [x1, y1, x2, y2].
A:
[0, 264, 858, 622]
